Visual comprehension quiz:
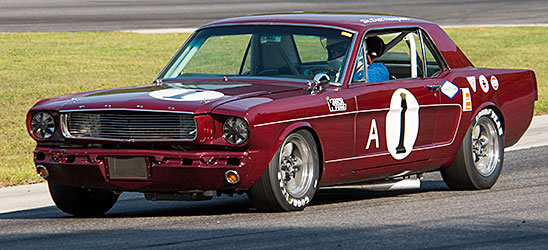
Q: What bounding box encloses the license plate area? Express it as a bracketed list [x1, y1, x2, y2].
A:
[106, 156, 150, 180]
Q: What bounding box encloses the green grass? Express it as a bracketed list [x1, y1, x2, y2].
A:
[445, 27, 548, 112]
[0, 27, 546, 186]
[0, 32, 189, 186]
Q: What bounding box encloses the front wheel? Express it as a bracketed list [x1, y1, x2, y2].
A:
[248, 130, 320, 211]
[441, 108, 504, 189]
[48, 182, 119, 216]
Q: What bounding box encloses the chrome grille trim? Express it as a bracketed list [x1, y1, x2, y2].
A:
[61, 111, 197, 141]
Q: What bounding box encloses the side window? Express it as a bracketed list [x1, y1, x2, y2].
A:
[422, 38, 443, 77]
[381, 32, 420, 79]
[352, 29, 444, 84]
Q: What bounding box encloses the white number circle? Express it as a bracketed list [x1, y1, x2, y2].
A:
[385, 89, 420, 160]
[149, 88, 224, 102]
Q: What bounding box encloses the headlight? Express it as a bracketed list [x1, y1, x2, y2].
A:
[30, 112, 56, 140]
[222, 117, 249, 145]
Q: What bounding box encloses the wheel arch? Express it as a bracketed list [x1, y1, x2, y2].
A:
[474, 102, 505, 136]
[443, 103, 505, 170]
[441, 102, 505, 190]
[272, 122, 325, 181]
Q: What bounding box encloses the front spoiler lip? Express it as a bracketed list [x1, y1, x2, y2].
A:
[33, 147, 252, 192]
[33, 147, 249, 160]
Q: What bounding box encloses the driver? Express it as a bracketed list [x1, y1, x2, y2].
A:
[353, 36, 390, 83]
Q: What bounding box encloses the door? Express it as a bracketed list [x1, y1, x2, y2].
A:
[342, 28, 449, 180]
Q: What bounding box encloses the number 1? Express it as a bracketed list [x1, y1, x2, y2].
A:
[396, 93, 407, 154]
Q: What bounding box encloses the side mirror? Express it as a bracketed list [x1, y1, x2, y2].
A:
[311, 73, 330, 94]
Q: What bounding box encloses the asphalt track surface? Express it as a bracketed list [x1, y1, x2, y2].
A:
[0, 145, 547, 249]
[1, 0, 548, 32]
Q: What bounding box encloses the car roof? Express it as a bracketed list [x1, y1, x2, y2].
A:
[201, 12, 436, 33]
[199, 12, 474, 71]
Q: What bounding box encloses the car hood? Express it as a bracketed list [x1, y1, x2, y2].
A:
[32, 79, 304, 114]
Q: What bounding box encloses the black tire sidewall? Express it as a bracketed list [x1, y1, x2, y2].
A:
[463, 109, 504, 189]
[267, 130, 319, 211]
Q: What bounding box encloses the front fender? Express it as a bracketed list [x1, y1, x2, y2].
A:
[237, 121, 322, 190]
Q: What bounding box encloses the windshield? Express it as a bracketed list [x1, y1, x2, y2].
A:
[160, 25, 355, 83]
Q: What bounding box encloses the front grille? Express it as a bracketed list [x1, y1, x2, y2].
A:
[61, 111, 197, 141]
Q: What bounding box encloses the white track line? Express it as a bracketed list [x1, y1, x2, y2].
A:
[505, 115, 548, 152]
[122, 28, 196, 34]
[442, 23, 548, 28]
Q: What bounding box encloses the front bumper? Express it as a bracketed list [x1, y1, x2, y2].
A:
[33, 147, 251, 193]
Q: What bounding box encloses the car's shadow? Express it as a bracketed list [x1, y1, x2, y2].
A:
[0, 180, 449, 219]
[312, 179, 449, 206]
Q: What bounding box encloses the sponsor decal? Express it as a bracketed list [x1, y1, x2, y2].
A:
[326, 97, 347, 112]
[441, 80, 459, 99]
[466, 76, 477, 92]
[149, 88, 224, 102]
[479, 75, 489, 93]
[385, 89, 419, 160]
[490, 75, 499, 90]
[462, 88, 472, 112]
[360, 17, 410, 24]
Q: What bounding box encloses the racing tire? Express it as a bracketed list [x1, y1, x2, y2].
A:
[248, 130, 320, 211]
[48, 182, 119, 216]
[441, 108, 504, 190]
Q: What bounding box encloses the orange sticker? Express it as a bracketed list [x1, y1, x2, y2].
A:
[462, 88, 472, 112]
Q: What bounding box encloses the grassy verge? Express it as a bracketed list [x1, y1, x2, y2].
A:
[445, 26, 548, 112]
[0, 32, 189, 186]
[0, 27, 546, 186]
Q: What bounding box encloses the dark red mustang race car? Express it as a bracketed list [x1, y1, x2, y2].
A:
[27, 13, 537, 216]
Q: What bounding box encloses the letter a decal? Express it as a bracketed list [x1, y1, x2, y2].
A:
[366, 119, 379, 150]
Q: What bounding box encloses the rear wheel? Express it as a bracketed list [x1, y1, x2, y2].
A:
[441, 108, 504, 189]
[248, 130, 320, 211]
[48, 182, 119, 216]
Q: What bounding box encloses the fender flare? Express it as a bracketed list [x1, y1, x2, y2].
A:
[472, 102, 504, 134]
[270, 122, 325, 178]
[449, 102, 504, 156]
[239, 121, 325, 191]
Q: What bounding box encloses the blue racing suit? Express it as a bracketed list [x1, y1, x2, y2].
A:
[353, 58, 389, 83]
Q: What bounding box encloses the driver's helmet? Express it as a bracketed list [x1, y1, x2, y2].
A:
[366, 36, 386, 60]
[326, 36, 351, 70]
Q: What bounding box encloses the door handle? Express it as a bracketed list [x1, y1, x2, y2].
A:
[425, 84, 441, 91]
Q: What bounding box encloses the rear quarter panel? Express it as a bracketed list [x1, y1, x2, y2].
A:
[485, 68, 537, 146]
[438, 67, 537, 159]
[425, 22, 537, 157]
